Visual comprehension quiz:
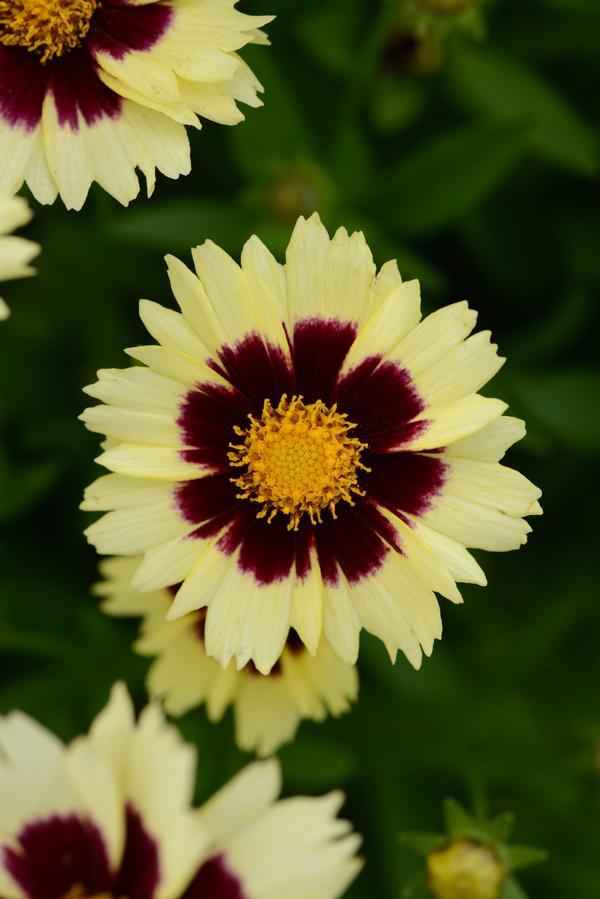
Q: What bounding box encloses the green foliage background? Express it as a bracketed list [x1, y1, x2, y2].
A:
[1, 0, 599, 896]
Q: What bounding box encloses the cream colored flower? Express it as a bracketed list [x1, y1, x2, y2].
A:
[95, 555, 358, 756]
[82, 213, 542, 675]
[0, 194, 39, 319]
[0, 1, 272, 210]
[0, 683, 362, 899]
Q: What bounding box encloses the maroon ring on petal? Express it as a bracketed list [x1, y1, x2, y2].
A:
[179, 853, 247, 899]
[174, 319, 446, 587]
[0, 0, 174, 131]
[4, 805, 159, 899]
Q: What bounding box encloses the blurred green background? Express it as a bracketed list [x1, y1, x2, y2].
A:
[1, 0, 599, 896]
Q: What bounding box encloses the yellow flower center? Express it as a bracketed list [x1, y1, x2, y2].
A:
[426, 840, 507, 899]
[228, 395, 370, 531]
[0, 0, 98, 63]
[61, 887, 116, 899]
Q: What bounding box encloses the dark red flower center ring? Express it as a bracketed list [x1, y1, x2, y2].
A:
[175, 319, 447, 588]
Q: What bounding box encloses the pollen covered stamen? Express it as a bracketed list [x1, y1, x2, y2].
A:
[229, 395, 370, 531]
[0, 0, 98, 63]
[61, 886, 115, 899]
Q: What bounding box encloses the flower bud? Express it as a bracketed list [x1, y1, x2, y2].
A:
[427, 840, 507, 899]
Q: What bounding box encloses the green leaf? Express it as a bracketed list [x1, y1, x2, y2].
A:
[295, 0, 362, 77]
[227, 51, 314, 180]
[107, 199, 253, 254]
[443, 798, 477, 835]
[379, 121, 527, 236]
[501, 877, 530, 899]
[400, 831, 445, 856]
[505, 845, 549, 871]
[486, 810, 515, 843]
[280, 731, 358, 791]
[0, 455, 63, 522]
[371, 78, 427, 135]
[448, 48, 598, 176]
[511, 367, 600, 453]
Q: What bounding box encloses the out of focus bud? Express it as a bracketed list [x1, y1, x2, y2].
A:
[417, 0, 475, 13]
[382, 28, 445, 76]
[265, 166, 330, 223]
[427, 840, 507, 899]
[401, 798, 546, 899]
[267, 172, 319, 222]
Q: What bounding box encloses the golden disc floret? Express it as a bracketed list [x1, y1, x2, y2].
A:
[229, 394, 370, 531]
[0, 0, 98, 63]
[61, 887, 114, 899]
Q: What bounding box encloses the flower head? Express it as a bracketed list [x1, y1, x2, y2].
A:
[0, 194, 39, 320]
[0, 683, 362, 899]
[0, 1, 272, 210]
[82, 214, 542, 675]
[95, 556, 358, 756]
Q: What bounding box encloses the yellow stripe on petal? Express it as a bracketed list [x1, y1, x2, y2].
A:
[407, 519, 487, 586]
[446, 415, 526, 462]
[342, 280, 422, 374]
[84, 502, 188, 555]
[203, 564, 293, 675]
[423, 494, 532, 552]
[81, 474, 173, 511]
[80, 405, 181, 447]
[289, 552, 324, 656]
[321, 580, 362, 666]
[132, 534, 201, 592]
[83, 367, 186, 415]
[411, 329, 505, 408]
[405, 395, 507, 451]
[96, 444, 201, 480]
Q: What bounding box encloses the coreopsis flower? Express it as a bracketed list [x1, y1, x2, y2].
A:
[0, 1, 272, 211]
[0, 683, 362, 899]
[0, 194, 39, 320]
[81, 213, 542, 675]
[95, 556, 358, 756]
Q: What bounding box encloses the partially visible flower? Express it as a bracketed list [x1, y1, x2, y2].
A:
[0, 194, 39, 320]
[81, 213, 541, 676]
[0, 1, 273, 210]
[403, 798, 547, 899]
[0, 683, 362, 899]
[427, 840, 506, 899]
[95, 556, 358, 757]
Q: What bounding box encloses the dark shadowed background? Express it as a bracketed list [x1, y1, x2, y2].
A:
[1, 0, 599, 896]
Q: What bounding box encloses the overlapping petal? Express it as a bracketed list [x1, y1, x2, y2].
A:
[0, 194, 39, 319]
[95, 556, 358, 756]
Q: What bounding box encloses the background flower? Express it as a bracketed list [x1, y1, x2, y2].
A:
[81, 214, 540, 675]
[0, 194, 39, 319]
[0, 683, 362, 899]
[95, 555, 358, 756]
[0, 0, 272, 209]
